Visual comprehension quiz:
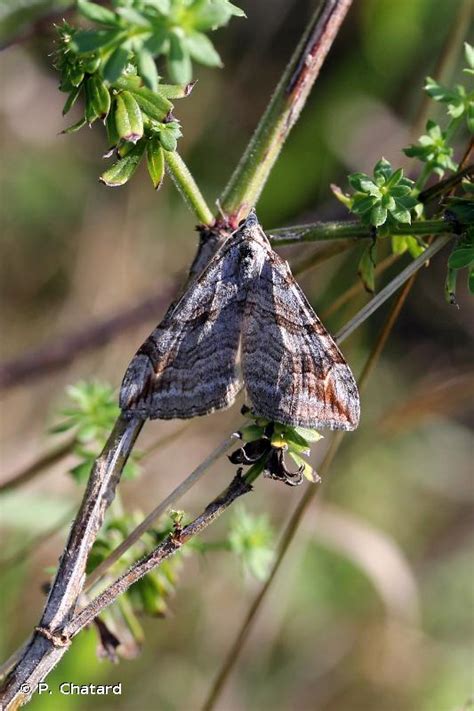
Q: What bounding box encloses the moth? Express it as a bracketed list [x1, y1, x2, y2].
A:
[120, 211, 360, 431]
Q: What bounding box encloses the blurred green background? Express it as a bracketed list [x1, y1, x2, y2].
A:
[1, 1, 473, 710]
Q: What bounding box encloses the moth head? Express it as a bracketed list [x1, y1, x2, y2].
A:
[238, 209, 259, 231]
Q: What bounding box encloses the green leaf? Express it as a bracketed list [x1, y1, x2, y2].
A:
[71, 29, 121, 53]
[87, 74, 111, 120]
[117, 7, 151, 26]
[389, 205, 411, 224]
[391, 235, 408, 255]
[392, 235, 425, 258]
[348, 172, 371, 191]
[358, 244, 376, 293]
[146, 138, 165, 189]
[100, 140, 146, 186]
[124, 86, 173, 121]
[373, 158, 392, 181]
[193, 2, 244, 31]
[228, 505, 274, 581]
[143, 0, 171, 13]
[293, 426, 323, 443]
[62, 85, 82, 116]
[370, 204, 387, 227]
[381, 194, 396, 210]
[465, 42, 474, 70]
[158, 123, 180, 151]
[70, 459, 94, 484]
[239, 425, 265, 442]
[185, 31, 222, 67]
[406, 236, 426, 259]
[424, 76, 454, 102]
[83, 54, 101, 74]
[62, 63, 85, 90]
[385, 167, 404, 187]
[106, 110, 120, 146]
[115, 91, 144, 142]
[62, 117, 88, 134]
[468, 266, 474, 295]
[77, 0, 118, 26]
[103, 45, 131, 83]
[444, 267, 458, 305]
[447, 246, 474, 270]
[137, 48, 159, 91]
[144, 28, 169, 55]
[112, 74, 143, 91]
[167, 34, 192, 84]
[390, 185, 412, 197]
[158, 82, 195, 99]
[467, 104, 474, 134]
[351, 194, 377, 216]
[226, 2, 246, 17]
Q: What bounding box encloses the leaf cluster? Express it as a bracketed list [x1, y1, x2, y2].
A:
[229, 407, 323, 487]
[335, 43, 473, 297]
[54, 0, 244, 187]
[444, 179, 474, 303]
[228, 505, 275, 581]
[74, 0, 244, 85]
[52, 380, 141, 482]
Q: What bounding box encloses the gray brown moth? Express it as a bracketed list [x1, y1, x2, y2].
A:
[120, 211, 360, 430]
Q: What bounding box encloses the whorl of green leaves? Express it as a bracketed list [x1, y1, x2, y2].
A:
[334, 42, 473, 298]
[54, 0, 244, 188]
[52, 380, 141, 482]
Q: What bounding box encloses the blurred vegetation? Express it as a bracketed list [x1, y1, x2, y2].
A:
[1, 1, 473, 710]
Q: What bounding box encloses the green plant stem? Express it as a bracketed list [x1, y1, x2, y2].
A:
[269, 219, 453, 245]
[415, 163, 435, 191]
[220, 0, 353, 222]
[164, 151, 214, 225]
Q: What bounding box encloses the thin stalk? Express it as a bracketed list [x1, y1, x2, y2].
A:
[419, 162, 473, 204]
[291, 239, 356, 277]
[0, 509, 75, 571]
[164, 152, 214, 225]
[220, 0, 353, 222]
[321, 253, 400, 320]
[269, 219, 454, 245]
[334, 235, 451, 344]
[200, 262, 422, 711]
[0, 435, 76, 494]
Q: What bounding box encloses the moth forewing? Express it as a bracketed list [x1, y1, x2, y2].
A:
[241, 224, 360, 431]
[119, 234, 248, 419]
